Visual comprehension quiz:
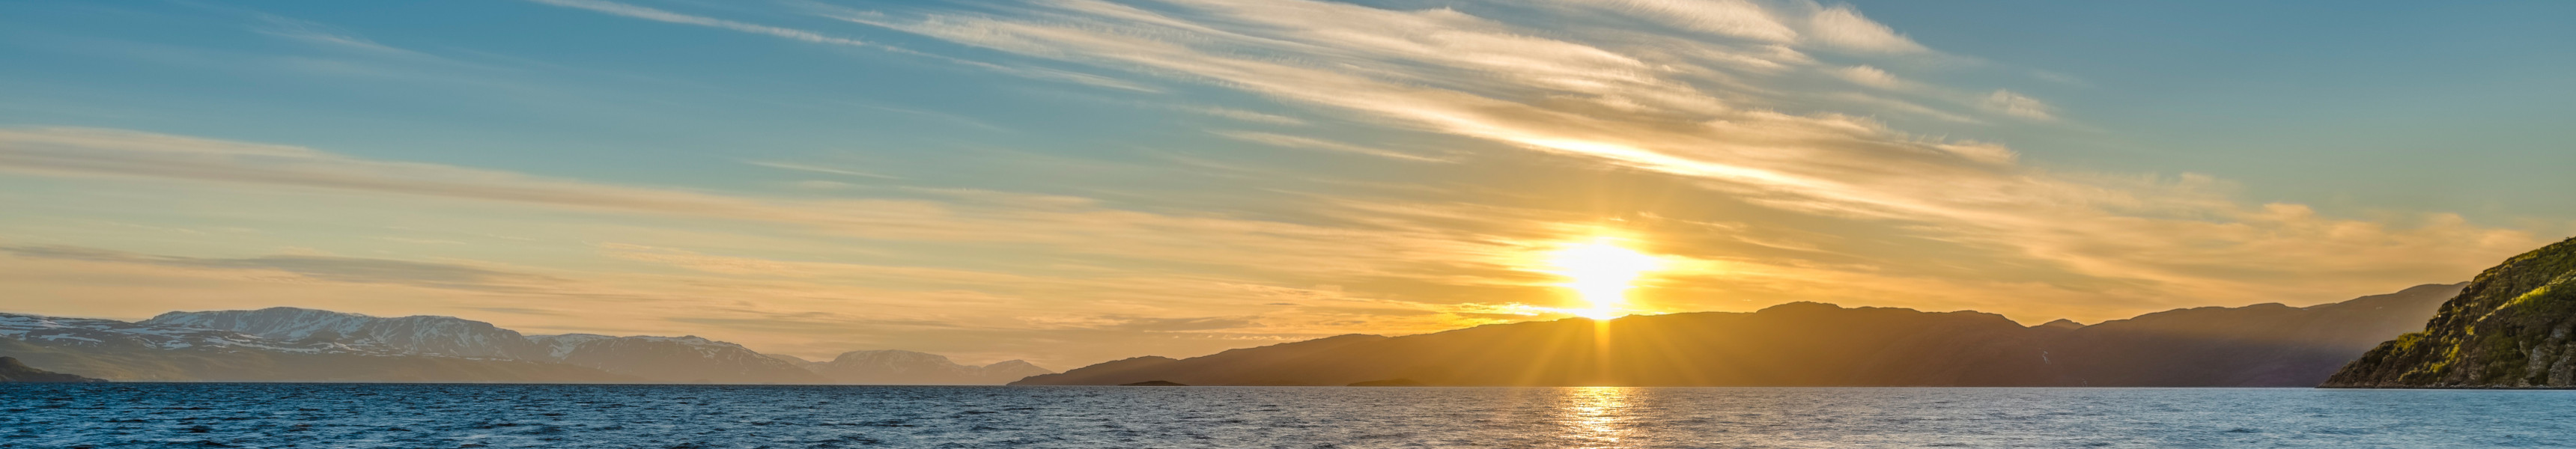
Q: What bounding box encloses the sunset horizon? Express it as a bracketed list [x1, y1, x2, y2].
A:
[10, 0, 2568, 370]
[7, 1, 2576, 447]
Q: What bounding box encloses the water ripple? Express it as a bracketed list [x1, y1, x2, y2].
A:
[3, 384, 2570, 448]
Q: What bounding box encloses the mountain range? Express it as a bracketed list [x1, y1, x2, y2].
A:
[0, 307, 1050, 384]
[1015, 284, 2465, 387]
[0, 281, 2479, 387]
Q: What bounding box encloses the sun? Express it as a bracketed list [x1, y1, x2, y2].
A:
[1546, 238, 1662, 320]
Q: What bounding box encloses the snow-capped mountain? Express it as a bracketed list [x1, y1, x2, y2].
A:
[142, 308, 817, 383]
[144, 308, 547, 359]
[0, 312, 390, 355]
[0, 312, 628, 382]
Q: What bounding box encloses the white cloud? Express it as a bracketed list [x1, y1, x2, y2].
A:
[525, 0, 1158, 92]
[1211, 130, 1452, 163]
[1833, 64, 1904, 89]
[745, 161, 900, 180]
[1173, 105, 1307, 126]
[0, 126, 1521, 282]
[6, 0, 2552, 365]
[1982, 89, 2057, 120]
[1591, 0, 1798, 43]
[528, 0, 875, 48]
[1826, 92, 1980, 123]
[831, 0, 2549, 313]
[1801, 3, 1929, 54]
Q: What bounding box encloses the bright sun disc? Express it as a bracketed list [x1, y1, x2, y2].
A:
[1546, 239, 1660, 320]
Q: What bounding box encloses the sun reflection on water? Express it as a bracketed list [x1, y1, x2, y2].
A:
[1557, 386, 1635, 448]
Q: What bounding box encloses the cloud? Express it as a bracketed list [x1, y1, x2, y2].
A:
[1833, 65, 1904, 89]
[1171, 105, 1306, 126]
[1590, 0, 1797, 43]
[523, 0, 1157, 92]
[1085, 315, 1260, 332]
[744, 160, 899, 180]
[0, 245, 558, 292]
[528, 0, 875, 47]
[1982, 89, 2057, 120]
[0, 126, 1543, 283]
[1802, 3, 1928, 54]
[1211, 130, 1453, 162]
[462, 307, 569, 316]
[252, 15, 413, 55]
[1826, 92, 1981, 123]
[832, 0, 2551, 314]
[8, 0, 2562, 367]
[0, 126, 793, 218]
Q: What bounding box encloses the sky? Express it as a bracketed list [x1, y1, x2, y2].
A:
[3, 0, 2572, 368]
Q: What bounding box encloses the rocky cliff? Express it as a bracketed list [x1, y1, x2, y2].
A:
[2327, 238, 2576, 388]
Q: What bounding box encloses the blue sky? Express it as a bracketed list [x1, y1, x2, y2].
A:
[1845, 0, 2576, 221]
[2, 0, 2569, 367]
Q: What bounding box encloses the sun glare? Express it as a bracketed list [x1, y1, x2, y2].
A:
[1546, 238, 1661, 320]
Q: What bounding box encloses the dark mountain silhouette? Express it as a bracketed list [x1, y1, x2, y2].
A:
[0, 356, 104, 382]
[1017, 284, 2464, 387]
[0, 336, 636, 382]
[2329, 238, 2576, 388]
[1, 308, 1041, 384]
[807, 349, 1054, 385]
[1017, 303, 2060, 386]
[2050, 283, 2462, 387]
[0, 281, 2461, 386]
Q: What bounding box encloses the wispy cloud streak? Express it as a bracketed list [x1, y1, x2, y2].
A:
[828, 0, 2548, 308]
[524, 0, 1158, 92]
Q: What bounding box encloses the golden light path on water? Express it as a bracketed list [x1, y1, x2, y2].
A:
[1558, 387, 1636, 448]
[1544, 238, 1663, 320]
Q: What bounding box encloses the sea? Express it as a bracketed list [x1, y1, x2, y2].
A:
[5, 384, 2572, 448]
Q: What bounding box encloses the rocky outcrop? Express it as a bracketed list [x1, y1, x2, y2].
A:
[2327, 238, 2576, 388]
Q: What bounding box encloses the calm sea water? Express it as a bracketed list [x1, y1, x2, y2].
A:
[5, 384, 2572, 448]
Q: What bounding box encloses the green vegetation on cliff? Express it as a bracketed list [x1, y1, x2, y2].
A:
[2326, 237, 2576, 388]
